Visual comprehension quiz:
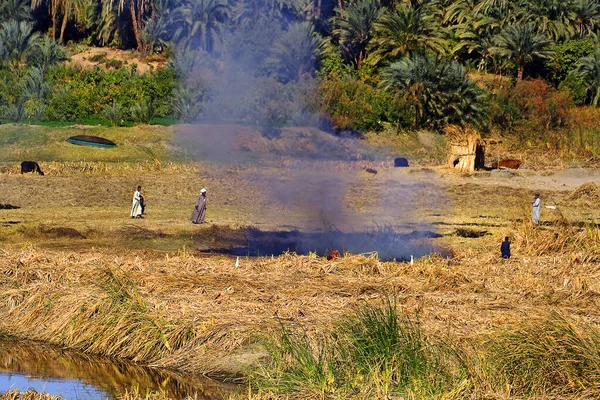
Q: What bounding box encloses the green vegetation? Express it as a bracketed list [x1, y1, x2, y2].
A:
[0, 0, 599, 155]
[251, 300, 600, 399]
[0, 124, 173, 162]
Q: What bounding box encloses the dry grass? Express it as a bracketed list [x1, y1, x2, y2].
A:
[2, 125, 600, 398]
[0, 391, 60, 400]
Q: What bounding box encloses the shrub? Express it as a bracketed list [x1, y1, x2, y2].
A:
[102, 100, 124, 126]
[89, 53, 107, 63]
[319, 75, 406, 132]
[490, 79, 572, 142]
[129, 97, 155, 124]
[544, 39, 595, 85]
[106, 59, 124, 69]
[44, 66, 176, 122]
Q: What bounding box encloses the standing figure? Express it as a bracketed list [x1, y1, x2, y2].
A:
[131, 185, 143, 218]
[190, 188, 207, 224]
[501, 236, 511, 259]
[532, 193, 541, 224]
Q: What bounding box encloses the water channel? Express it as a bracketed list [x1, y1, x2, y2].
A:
[0, 337, 237, 399]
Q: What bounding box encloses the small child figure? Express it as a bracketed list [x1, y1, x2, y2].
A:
[501, 236, 511, 259]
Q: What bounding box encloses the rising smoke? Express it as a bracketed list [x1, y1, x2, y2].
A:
[171, 1, 446, 260]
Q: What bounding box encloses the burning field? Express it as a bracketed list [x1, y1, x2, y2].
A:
[194, 225, 444, 261]
[1, 124, 600, 399]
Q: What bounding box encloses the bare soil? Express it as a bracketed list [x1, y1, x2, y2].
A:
[68, 47, 167, 74]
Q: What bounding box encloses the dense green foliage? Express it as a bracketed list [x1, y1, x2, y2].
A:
[0, 0, 600, 139]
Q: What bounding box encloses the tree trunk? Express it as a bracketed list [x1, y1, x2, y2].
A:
[517, 65, 524, 80]
[51, 10, 57, 39]
[130, 1, 143, 51]
[317, 0, 321, 16]
[59, 10, 68, 43]
[593, 87, 600, 107]
[338, 0, 342, 12]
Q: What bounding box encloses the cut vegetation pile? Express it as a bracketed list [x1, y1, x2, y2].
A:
[562, 182, 600, 206]
[1, 229, 600, 398]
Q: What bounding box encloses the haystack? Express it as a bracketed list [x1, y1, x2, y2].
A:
[563, 182, 600, 205]
[446, 125, 486, 173]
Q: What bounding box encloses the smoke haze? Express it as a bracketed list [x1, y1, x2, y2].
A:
[170, 2, 446, 260]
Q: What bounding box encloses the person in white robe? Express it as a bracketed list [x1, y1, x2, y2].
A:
[532, 193, 541, 224]
[131, 185, 143, 218]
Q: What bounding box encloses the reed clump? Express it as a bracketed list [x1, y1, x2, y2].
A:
[247, 301, 600, 399]
[250, 298, 453, 399]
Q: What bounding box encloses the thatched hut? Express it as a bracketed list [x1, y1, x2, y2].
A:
[446, 125, 486, 173]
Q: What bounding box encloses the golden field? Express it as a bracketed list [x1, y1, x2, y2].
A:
[1, 124, 600, 399]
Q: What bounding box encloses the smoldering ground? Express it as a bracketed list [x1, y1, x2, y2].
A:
[174, 124, 447, 260]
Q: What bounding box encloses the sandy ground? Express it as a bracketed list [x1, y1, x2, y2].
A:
[68, 47, 167, 74]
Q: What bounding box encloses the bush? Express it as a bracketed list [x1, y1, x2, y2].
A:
[89, 53, 107, 63]
[544, 39, 595, 85]
[106, 59, 124, 69]
[44, 66, 176, 122]
[102, 100, 124, 126]
[129, 97, 155, 124]
[319, 75, 408, 132]
[490, 79, 572, 141]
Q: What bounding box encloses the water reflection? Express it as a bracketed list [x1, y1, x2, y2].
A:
[0, 337, 237, 399]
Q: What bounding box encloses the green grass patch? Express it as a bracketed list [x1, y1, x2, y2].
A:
[251, 298, 451, 399]
[0, 124, 174, 163]
[250, 301, 600, 399]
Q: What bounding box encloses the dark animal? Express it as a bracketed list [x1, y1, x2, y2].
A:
[492, 159, 521, 169]
[21, 161, 44, 176]
[394, 157, 409, 167]
[366, 168, 378, 174]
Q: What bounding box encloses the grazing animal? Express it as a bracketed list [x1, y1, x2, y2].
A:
[492, 159, 521, 169]
[20, 161, 44, 176]
[366, 168, 378, 174]
[394, 157, 409, 167]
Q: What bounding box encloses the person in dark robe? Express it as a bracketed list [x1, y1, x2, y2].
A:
[190, 188, 207, 224]
[501, 236, 511, 259]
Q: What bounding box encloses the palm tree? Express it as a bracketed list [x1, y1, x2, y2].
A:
[265, 21, 325, 82]
[28, 36, 67, 72]
[519, 0, 575, 41]
[444, 0, 478, 25]
[0, 19, 40, 67]
[106, 0, 151, 50]
[473, 0, 516, 29]
[380, 54, 487, 129]
[173, 0, 230, 53]
[22, 66, 52, 99]
[31, 0, 60, 39]
[230, 0, 294, 24]
[333, 0, 384, 70]
[96, 0, 117, 46]
[488, 23, 553, 80]
[371, 3, 447, 65]
[56, 0, 97, 43]
[1, 0, 32, 21]
[142, 11, 169, 53]
[570, 49, 600, 106]
[571, 0, 600, 39]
